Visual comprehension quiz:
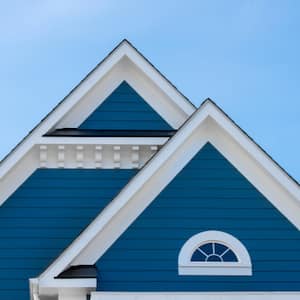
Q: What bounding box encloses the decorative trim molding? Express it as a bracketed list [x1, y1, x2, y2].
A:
[131, 146, 140, 168]
[76, 145, 84, 168]
[58, 145, 65, 168]
[0, 40, 194, 181]
[39, 145, 47, 168]
[113, 146, 121, 168]
[0, 137, 167, 207]
[38, 144, 160, 169]
[95, 145, 103, 168]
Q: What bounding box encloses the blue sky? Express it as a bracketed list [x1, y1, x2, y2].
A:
[0, 0, 299, 181]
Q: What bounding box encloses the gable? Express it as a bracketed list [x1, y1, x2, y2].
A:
[0, 40, 195, 202]
[1, 40, 298, 300]
[79, 81, 173, 130]
[0, 168, 136, 300]
[44, 100, 300, 288]
[96, 143, 300, 291]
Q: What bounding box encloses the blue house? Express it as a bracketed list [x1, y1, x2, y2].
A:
[0, 40, 299, 300]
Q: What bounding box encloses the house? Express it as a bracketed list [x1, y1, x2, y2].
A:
[0, 40, 299, 300]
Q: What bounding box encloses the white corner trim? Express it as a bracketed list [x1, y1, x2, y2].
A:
[90, 292, 300, 300]
[119, 41, 196, 116]
[38, 100, 300, 286]
[30, 278, 40, 300]
[0, 40, 194, 181]
[178, 231, 252, 276]
[205, 105, 300, 201]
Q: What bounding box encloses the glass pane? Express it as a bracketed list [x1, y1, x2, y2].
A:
[191, 249, 206, 261]
[190, 242, 238, 262]
[215, 242, 228, 255]
[199, 243, 213, 254]
[222, 249, 238, 262]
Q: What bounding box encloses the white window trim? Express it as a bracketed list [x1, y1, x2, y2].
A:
[178, 231, 252, 276]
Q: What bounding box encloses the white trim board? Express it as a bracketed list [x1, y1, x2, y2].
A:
[0, 40, 195, 181]
[55, 57, 191, 130]
[0, 137, 165, 206]
[40, 278, 96, 289]
[90, 292, 300, 300]
[38, 100, 300, 287]
[39, 137, 168, 145]
[37, 143, 161, 169]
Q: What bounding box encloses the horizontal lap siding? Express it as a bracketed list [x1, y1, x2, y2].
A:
[79, 81, 173, 130]
[97, 143, 300, 291]
[0, 169, 136, 300]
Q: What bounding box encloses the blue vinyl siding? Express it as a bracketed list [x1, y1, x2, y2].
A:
[96, 143, 300, 291]
[0, 169, 136, 300]
[79, 81, 173, 130]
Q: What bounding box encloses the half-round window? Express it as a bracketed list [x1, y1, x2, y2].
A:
[178, 231, 252, 276]
[191, 242, 238, 262]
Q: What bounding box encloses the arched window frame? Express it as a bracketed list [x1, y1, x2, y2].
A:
[178, 231, 252, 276]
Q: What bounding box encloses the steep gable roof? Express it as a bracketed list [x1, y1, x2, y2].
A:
[0, 40, 195, 174]
[1, 40, 299, 297]
[37, 99, 300, 288]
[0, 40, 196, 206]
[96, 143, 300, 291]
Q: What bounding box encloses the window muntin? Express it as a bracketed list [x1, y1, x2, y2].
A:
[191, 242, 238, 262]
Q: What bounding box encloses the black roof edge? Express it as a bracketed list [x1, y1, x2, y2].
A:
[199, 98, 299, 186]
[45, 128, 177, 138]
[55, 265, 96, 279]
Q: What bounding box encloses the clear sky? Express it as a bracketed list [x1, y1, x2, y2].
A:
[0, 0, 299, 181]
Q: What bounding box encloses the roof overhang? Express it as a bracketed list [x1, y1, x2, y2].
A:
[0, 40, 195, 206]
[36, 100, 300, 290]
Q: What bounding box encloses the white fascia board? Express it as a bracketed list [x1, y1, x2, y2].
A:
[0, 40, 194, 180]
[204, 103, 300, 200]
[39, 278, 96, 288]
[90, 292, 300, 300]
[38, 100, 300, 285]
[56, 57, 189, 130]
[0, 43, 123, 178]
[39, 137, 168, 145]
[120, 42, 195, 116]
